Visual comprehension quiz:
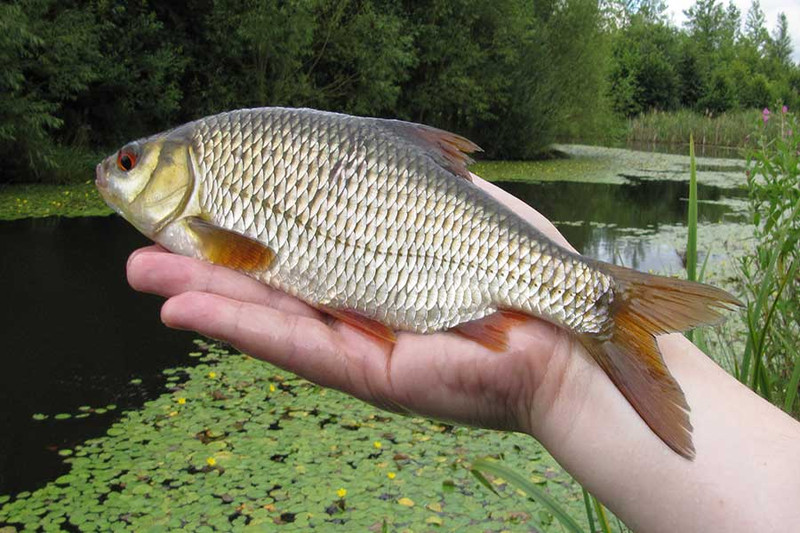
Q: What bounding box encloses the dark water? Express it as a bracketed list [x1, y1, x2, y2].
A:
[0, 216, 197, 495]
[497, 178, 747, 272]
[0, 177, 747, 496]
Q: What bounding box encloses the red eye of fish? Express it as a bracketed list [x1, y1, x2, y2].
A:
[117, 150, 137, 172]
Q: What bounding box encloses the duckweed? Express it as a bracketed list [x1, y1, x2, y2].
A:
[1, 344, 587, 531]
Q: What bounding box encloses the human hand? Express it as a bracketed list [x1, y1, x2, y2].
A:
[126, 175, 800, 532]
[125, 176, 585, 437]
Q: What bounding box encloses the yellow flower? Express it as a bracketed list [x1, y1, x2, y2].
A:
[269, 384, 276, 393]
[387, 472, 396, 479]
[373, 441, 382, 449]
[177, 397, 186, 405]
[206, 457, 217, 466]
[336, 488, 347, 498]
[208, 371, 217, 379]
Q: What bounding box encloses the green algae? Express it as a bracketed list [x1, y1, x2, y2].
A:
[0, 182, 112, 221]
[0, 343, 587, 532]
[474, 144, 747, 189]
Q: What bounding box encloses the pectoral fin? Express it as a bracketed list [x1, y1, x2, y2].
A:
[186, 216, 275, 272]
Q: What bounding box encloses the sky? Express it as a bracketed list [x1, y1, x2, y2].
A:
[664, 0, 800, 63]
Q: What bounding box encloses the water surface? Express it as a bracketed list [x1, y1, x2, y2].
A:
[0, 164, 750, 495]
[0, 216, 196, 494]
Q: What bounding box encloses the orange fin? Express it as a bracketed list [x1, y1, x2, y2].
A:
[578, 264, 743, 460]
[324, 308, 397, 344]
[186, 216, 275, 272]
[374, 119, 482, 181]
[603, 263, 742, 333]
[452, 310, 529, 352]
[579, 313, 695, 459]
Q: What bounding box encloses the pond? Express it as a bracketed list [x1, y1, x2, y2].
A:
[0, 146, 751, 497]
[0, 217, 197, 494]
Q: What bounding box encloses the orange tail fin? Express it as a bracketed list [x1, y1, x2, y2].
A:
[579, 264, 741, 460]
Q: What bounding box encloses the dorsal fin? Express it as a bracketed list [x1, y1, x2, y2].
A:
[372, 119, 482, 181]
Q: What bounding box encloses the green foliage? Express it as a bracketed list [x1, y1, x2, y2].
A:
[768, 13, 792, 67]
[609, 13, 681, 115]
[4, 0, 798, 184]
[0, 343, 586, 531]
[609, 0, 799, 119]
[0, 3, 69, 179]
[738, 107, 800, 415]
[2, 0, 614, 183]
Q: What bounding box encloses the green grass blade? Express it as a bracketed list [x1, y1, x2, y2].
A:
[698, 246, 712, 282]
[469, 467, 500, 496]
[582, 488, 597, 533]
[592, 495, 613, 533]
[471, 458, 586, 533]
[740, 198, 800, 388]
[686, 134, 698, 342]
[687, 133, 698, 283]
[750, 258, 797, 398]
[777, 327, 800, 413]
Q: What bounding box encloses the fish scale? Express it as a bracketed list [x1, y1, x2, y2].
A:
[188, 108, 612, 334]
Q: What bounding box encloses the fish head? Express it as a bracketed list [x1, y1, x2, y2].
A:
[96, 132, 195, 239]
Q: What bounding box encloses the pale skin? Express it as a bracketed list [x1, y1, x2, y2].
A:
[126, 176, 800, 532]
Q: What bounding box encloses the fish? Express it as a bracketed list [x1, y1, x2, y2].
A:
[96, 107, 741, 459]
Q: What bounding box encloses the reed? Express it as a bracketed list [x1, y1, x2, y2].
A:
[471, 458, 587, 532]
[686, 135, 698, 343]
[627, 109, 786, 150]
[736, 107, 800, 415]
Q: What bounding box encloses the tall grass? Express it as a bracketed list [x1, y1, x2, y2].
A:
[736, 107, 800, 416]
[627, 109, 787, 150]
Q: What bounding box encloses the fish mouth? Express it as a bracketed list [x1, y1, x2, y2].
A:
[95, 163, 108, 190]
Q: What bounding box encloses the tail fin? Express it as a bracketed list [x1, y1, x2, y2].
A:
[579, 264, 741, 460]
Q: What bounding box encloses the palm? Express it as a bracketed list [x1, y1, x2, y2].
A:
[126, 178, 578, 434]
[127, 245, 572, 434]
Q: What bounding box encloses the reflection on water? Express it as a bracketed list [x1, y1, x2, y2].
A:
[495, 178, 747, 272]
[624, 141, 744, 159]
[0, 216, 197, 495]
[0, 176, 749, 494]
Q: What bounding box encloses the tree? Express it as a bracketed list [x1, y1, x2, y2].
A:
[744, 0, 768, 54]
[608, 12, 681, 115]
[768, 13, 793, 67]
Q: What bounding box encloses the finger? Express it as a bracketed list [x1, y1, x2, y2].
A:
[161, 291, 352, 391]
[128, 250, 321, 319]
[472, 175, 576, 252]
[127, 244, 169, 266]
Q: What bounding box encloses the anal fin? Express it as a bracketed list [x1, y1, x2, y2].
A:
[324, 307, 397, 344]
[452, 310, 529, 352]
[186, 216, 275, 272]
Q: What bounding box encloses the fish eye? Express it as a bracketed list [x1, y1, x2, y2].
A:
[116, 148, 138, 172]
